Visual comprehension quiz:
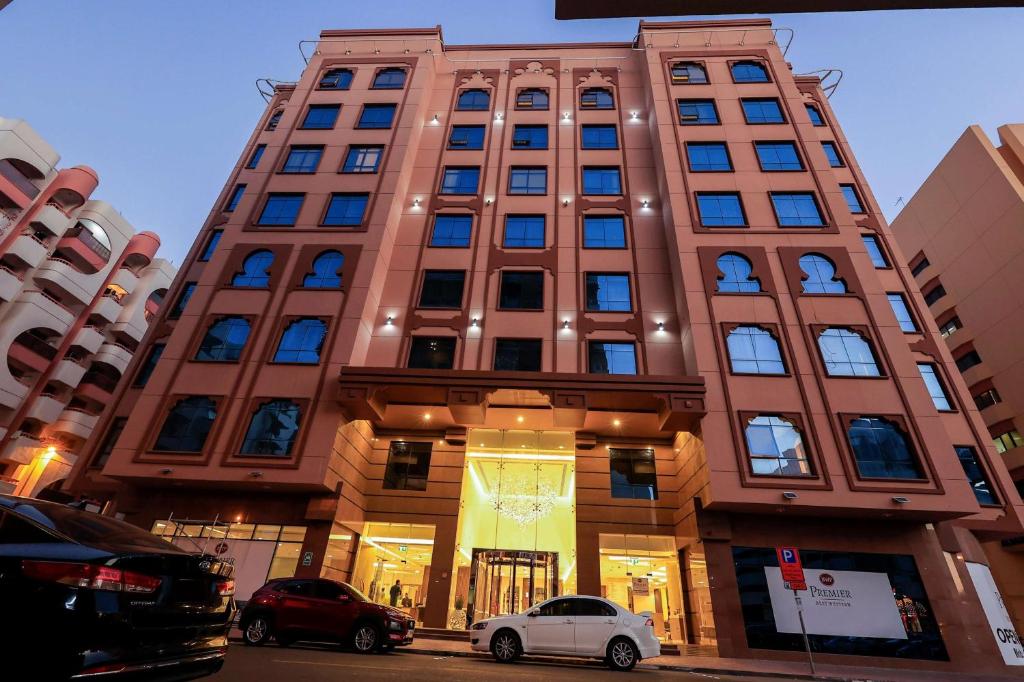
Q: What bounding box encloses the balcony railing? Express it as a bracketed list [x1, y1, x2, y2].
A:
[0, 160, 41, 199]
[81, 371, 118, 392]
[15, 333, 59, 360]
[64, 223, 111, 261]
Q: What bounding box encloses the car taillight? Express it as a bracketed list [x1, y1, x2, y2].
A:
[216, 579, 235, 596]
[645, 617, 655, 627]
[21, 560, 162, 594]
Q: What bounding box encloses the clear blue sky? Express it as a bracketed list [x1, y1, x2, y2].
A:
[4, 1, 1022, 265]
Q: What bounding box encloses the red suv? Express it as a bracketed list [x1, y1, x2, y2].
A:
[239, 578, 415, 653]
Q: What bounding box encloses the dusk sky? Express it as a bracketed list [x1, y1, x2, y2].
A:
[4, 1, 1022, 265]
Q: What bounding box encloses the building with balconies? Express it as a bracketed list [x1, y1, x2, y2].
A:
[0, 117, 177, 497]
[65, 21, 1023, 675]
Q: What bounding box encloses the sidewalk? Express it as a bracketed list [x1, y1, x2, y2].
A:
[227, 627, 1021, 682]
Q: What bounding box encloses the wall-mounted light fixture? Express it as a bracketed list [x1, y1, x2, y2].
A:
[432, 114, 439, 123]
[412, 198, 421, 208]
[562, 112, 572, 121]
[159, 468, 174, 475]
[248, 471, 264, 478]
[656, 321, 665, 332]
[562, 320, 570, 330]
[385, 316, 394, 326]
[562, 198, 571, 207]
[782, 491, 798, 500]
[630, 111, 639, 120]
[471, 318, 479, 328]
[641, 199, 650, 209]
[892, 496, 910, 504]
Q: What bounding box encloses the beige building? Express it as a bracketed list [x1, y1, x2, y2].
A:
[0, 117, 176, 497]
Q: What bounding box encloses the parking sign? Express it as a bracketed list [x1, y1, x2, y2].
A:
[776, 546, 807, 591]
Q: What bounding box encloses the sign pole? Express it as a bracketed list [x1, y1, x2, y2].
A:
[793, 588, 816, 676]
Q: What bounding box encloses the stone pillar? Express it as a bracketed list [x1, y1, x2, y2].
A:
[422, 515, 458, 628]
[294, 521, 331, 578]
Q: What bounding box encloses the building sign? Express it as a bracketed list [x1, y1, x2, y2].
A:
[966, 562, 1024, 665]
[214, 541, 229, 555]
[631, 577, 650, 596]
[766, 567, 907, 640]
[776, 546, 806, 591]
[302, 551, 314, 567]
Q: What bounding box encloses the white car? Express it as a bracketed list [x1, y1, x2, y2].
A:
[469, 595, 660, 671]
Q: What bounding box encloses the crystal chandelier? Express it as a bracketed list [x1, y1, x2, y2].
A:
[488, 468, 558, 525]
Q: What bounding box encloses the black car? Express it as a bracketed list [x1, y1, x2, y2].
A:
[0, 495, 235, 680]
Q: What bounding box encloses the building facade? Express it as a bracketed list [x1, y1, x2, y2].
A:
[0, 118, 175, 498]
[891, 123, 1024, 635]
[67, 20, 1024, 673]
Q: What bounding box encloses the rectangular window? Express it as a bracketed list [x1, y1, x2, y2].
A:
[911, 256, 930, 277]
[583, 215, 626, 248]
[821, 142, 844, 168]
[581, 124, 618, 150]
[323, 193, 369, 227]
[512, 125, 548, 149]
[696, 192, 747, 227]
[503, 215, 545, 248]
[357, 104, 397, 129]
[939, 316, 962, 337]
[585, 273, 631, 311]
[886, 293, 917, 332]
[301, 104, 340, 130]
[257, 193, 304, 226]
[956, 446, 997, 505]
[770, 192, 825, 227]
[419, 270, 465, 309]
[994, 430, 1024, 454]
[168, 282, 196, 320]
[686, 142, 732, 171]
[91, 417, 127, 469]
[225, 184, 245, 212]
[918, 363, 952, 411]
[430, 215, 472, 247]
[246, 145, 266, 169]
[671, 62, 708, 84]
[282, 146, 323, 173]
[755, 142, 803, 171]
[499, 271, 544, 310]
[924, 284, 947, 306]
[440, 167, 480, 195]
[408, 337, 457, 369]
[494, 339, 542, 371]
[677, 99, 718, 125]
[581, 167, 622, 195]
[588, 341, 637, 375]
[806, 103, 825, 126]
[973, 388, 1001, 411]
[342, 146, 384, 173]
[448, 125, 486, 150]
[842, 184, 865, 213]
[508, 167, 547, 195]
[862, 234, 889, 267]
[383, 441, 431, 491]
[955, 349, 982, 373]
[133, 343, 165, 387]
[741, 98, 785, 124]
[516, 89, 548, 110]
[199, 230, 222, 262]
[609, 448, 658, 500]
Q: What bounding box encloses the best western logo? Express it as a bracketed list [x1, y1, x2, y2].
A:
[819, 573, 835, 587]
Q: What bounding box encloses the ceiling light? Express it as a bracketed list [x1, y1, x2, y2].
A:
[517, 416, 524, 423]
[613, 419, 621, 427]
[423, 413, 432, 421]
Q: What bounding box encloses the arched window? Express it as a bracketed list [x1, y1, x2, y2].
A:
[818, 328, 880, 377]
[731, 61, 769, 83]
[232, 250, 274, 287]
[799, 253, 846, 294]
[240, 400, 303, 456]
[727, 326, 785, 374]
[744, 415, 812, 476]
[716, 253, 760, 293]
[319, 68, 353, 90]
[670, 62, 708, 84]
[580, 88, 614, 109]
[372, 68, 406, 89]
[274, 318, 328, 364]
[303, 251, 344, 288]
[195, 317, 250, 362]
[266, 110, 283, 131]
[847, 417, 923, 479]
[516, 88, 548, 110]
[153, 397, 217, 453]
[456, 89, 490, 111]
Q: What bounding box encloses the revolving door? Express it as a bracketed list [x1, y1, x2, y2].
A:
[467, 549, 558, 625]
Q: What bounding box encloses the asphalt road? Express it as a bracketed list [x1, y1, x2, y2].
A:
[210, 644, 798, 681]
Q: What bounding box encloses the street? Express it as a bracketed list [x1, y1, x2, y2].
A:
[210, 644, 797, 681]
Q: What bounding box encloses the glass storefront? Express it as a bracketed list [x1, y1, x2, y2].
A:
[350, 522, 434, 624]
[599, 534, 686, 643]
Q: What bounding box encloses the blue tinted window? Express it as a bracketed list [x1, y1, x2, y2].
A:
[581, 125, 618, 150]
[240, 400, 302, 457]
[199, 230, 222, 262]
[232, 250, 274, 287]
[716, 253, 760, 293]
[582, 167, 621, 195]
[589, 342, 636, 375]
[225, 184, 245, 212]
[956, 446, 997, 505]
[805, 103, 825, 126]
[697, 193, 746, 227]
[671, 62, 707, 84]
[282, 146, 323, 173]
[457, 89, 490, 111]
[448, 125, 486, 150]
[303, 251, 344, 288]
[741, 98, 784, 124]
[585, 273, 631, 311]
[274, 318, 328, 364]
[257, 194, 303, 226]
[419, 271, 465, 308]
[745, 416, 812, 477]
[196, 317, 250, 362]
[822, 142, 844, 167]
[504, 215, 545, 248]
[918, 363, 951, 411]
[862, 234, 888, 267]
[440, 167, 480, 194]
[512, 125, 548, 149]
[755, 142, 802, 171]
[509, 167, 547, 195]
[168, 282, 196, 319]
[727, 326, 784, 374]
[731, 61, 769, 83]
[842, 185, 865, 213]
[133, 343, 165, 387]
[323, 194, 368, 227]
[610, 448, 657, 500]
[516, 89, 548, 110]
[771, 192, 824, 227]
[848, 417, 923, 479]
[246, 145, 265, 169]
[154, 397, 217, 453]
[319, 68, 353, 90]
[580, 88, 614, 109]
[301, 104, 340, 129]
[372, 68, 406, 89]
[799, 254, 846, 294]
[431, 215, 472, 247]
[357, 104, 397, 129]
[583, 215, 626, 248]
[687, 142, 731, 171]
[887, 293, 917, 332]
[678, 99, 718, 124]
[342, 146, 383, 173]
[818, 328, 880, 377]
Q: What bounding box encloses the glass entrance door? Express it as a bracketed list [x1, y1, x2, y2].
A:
[467, 549, 558, 626]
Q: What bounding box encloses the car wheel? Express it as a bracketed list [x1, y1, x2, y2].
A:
[607, 637, 639, 672]
[242, 615, 273, 646]
[352, 622, 380, 654]
[490, 630, 521, 663]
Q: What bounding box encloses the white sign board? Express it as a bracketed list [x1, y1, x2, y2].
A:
[966, 562, 1024, 665]
[631, 577, 650, 596]
[766, 567, 907, 640]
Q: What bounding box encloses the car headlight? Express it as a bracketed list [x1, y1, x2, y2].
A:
[388, 620, 404, 631]
[471, 622, 489, 630]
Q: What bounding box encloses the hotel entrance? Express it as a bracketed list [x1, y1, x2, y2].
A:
[449, 429, 577, 629]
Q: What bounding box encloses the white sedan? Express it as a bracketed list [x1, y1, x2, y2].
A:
[469, 595, 660, 671]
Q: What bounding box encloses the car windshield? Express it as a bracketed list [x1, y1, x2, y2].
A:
[10, 500, 183, 552]
[344, 583, 371, 602]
